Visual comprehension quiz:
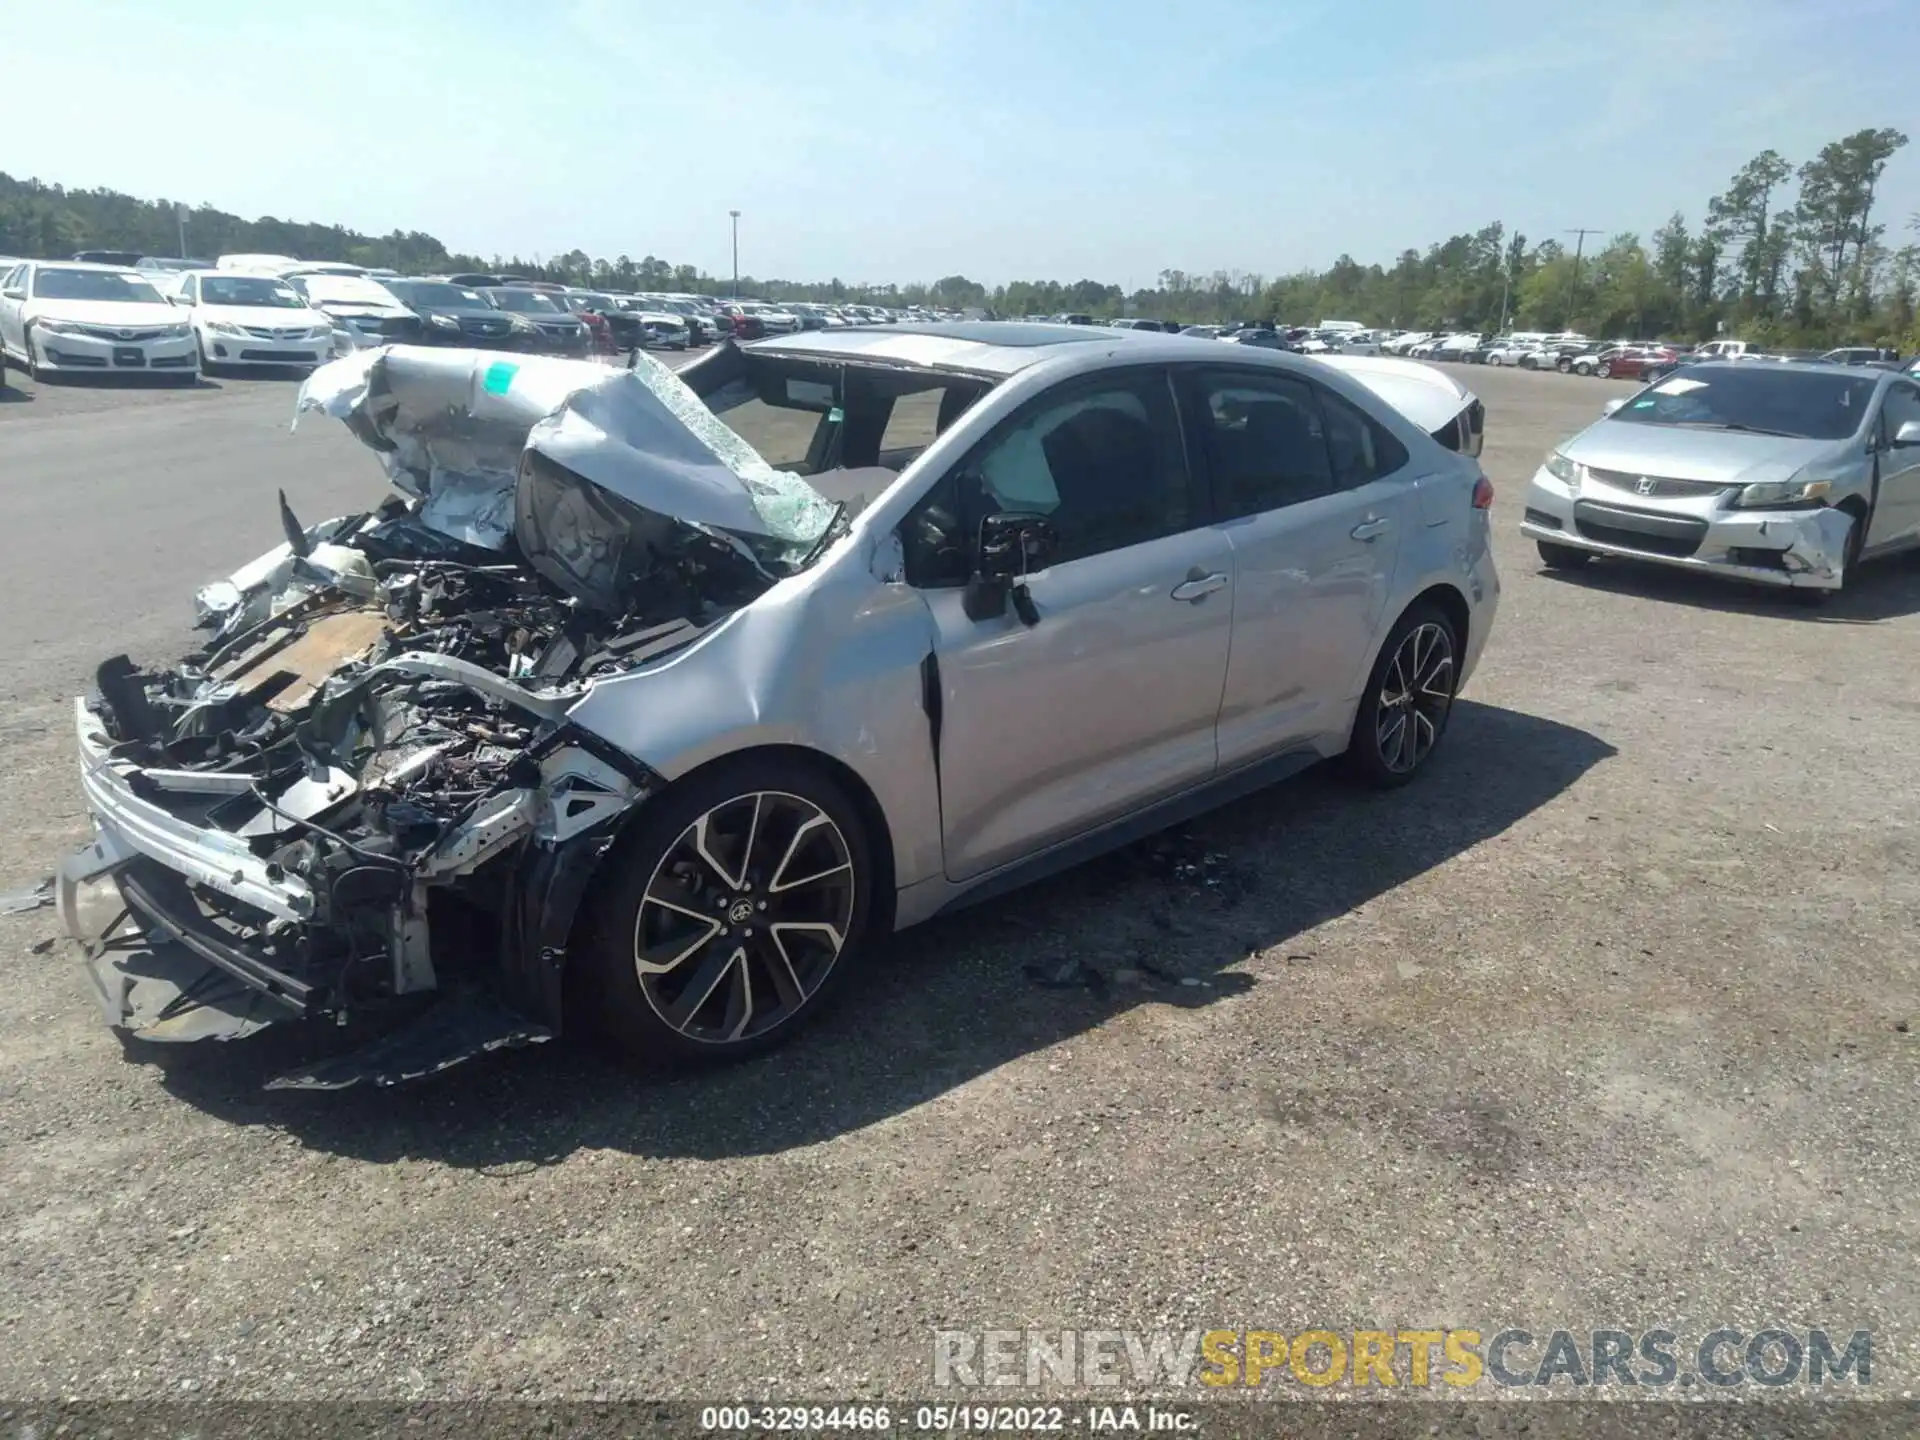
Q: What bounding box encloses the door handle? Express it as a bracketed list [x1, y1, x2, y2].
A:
[1170, 570, 1228, 602]
[1350, 517, 1391, 541]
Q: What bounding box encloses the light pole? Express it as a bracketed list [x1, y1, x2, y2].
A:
[176, 202, 188, 260]
[729, 210, 740, 299]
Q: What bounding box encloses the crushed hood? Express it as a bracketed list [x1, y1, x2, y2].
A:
[294, 346, 837, 556]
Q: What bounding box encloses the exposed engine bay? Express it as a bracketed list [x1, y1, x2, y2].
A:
[60, 346, 843, 1088]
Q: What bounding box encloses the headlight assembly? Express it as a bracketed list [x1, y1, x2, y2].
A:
[429, 313, 459, 329]
[35, 319, 85, 335]
[1733, 478, 1834, 509]
[1544, 450, 1580, 484]
[205, 321, 244, 337]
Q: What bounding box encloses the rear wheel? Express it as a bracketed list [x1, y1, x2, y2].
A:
[576, 755, 876, 1067]
[1345, 604, 1459, 789]
[1537, 539, 1592, 570]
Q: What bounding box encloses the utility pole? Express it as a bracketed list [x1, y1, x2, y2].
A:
[176, 203, 188, 259]
[1563, 227, 1603, 278]
[729, 210, 741, 299]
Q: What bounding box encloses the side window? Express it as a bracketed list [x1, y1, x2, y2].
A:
[1881, 383, 1920, 446]
[900, 369, 1191, 582]
[1, 265, 18, 292]
[1319, 388, 1409, 488]
[181, 275, 197, 303]
[1185, 370, 1334, 518]
[965, 370, 1191, 564]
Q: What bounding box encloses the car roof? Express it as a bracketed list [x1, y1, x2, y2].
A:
[23, 260, 145, 275]
[1661, 359, 1893, 382]
[745, 320, 1188, 376]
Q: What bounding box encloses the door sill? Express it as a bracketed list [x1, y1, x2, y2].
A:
[926, 747, 1324, 921]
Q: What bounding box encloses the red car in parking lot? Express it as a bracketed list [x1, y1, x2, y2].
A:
[1587, 345, 1678, 380]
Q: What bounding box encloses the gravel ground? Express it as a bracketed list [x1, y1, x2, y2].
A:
[0, 356, 1914, 1407]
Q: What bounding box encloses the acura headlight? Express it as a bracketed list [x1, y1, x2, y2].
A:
[1544, 450, 1580, 484]
[205, 321, 244, 337]
[1733, 478, 1833, 509]
[429, 313, 459, 329]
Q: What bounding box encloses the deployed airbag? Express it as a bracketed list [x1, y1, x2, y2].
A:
[295, 347, 836, 556]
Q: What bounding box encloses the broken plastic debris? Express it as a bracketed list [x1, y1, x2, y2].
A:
[1, 877, 54, 914]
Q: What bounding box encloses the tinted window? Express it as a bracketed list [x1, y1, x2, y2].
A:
[1186, 371, 1334, 517]
[965, 371, 1191, 564]
[1321, 389, 1409, 487]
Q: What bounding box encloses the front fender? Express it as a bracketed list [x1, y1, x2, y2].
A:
[563, 552, 947, 896]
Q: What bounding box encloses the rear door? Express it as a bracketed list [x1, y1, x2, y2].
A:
[908, 366, 1235, 882]
[1176, 366, 1417, 767]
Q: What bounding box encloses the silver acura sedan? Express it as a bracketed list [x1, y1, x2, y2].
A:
[1520, 361, 1920, 598]
[57, 326, 1498, 1085]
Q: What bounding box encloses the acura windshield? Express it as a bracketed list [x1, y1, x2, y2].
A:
[1610, 367, 1879, 441]
[33, 269, 165, 303]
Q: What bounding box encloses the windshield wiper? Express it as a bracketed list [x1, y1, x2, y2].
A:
[1666, 421, 1802, 437]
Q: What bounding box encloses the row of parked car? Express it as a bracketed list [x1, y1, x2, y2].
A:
[0, 249, 966, 384]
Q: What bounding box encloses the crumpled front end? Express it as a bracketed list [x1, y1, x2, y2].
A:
[58, 346, 840, 1087]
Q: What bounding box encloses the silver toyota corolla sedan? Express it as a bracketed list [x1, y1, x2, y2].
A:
[57, 325, 1499, 1086]
[1520, 361, 1920, 598]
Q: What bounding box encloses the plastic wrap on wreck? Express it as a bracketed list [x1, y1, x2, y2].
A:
[294, 346, 835, 557]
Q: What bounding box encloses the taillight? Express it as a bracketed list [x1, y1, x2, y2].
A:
[1472, 473, 1495, 509]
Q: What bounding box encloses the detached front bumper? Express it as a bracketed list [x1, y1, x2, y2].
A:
[1519, 467, 1853, 590]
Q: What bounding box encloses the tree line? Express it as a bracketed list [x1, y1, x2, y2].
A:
[2, 125, 1911, 348]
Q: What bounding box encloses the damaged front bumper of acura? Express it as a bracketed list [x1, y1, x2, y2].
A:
[57, 344, 839, 1088]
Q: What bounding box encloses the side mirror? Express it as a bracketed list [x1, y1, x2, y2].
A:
[1602, 398, 1627, 417]
[0, 289, 23, 301]
[1895, 419, 1920, 448]
[962, 510, 1058, 624]
[977, 510, 1058, 579]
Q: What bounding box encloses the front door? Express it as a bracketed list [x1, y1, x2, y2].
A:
[1176, 367, 1413, 765]
[1867, 380, 1920, 552]
[911, 367, 1235, 883]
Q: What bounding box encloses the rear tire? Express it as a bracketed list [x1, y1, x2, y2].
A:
[1537, 540, 1592, 570]
[574, 754, 877, 1068]
[1344, 603, 1460, 789]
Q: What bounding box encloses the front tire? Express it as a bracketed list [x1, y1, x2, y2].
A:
[576, 754, 876, 1067]
[23, 324, 43, 382]
[1536, 539, 1592, 570]
[1345, 604, 1459, 789]
[1595, 361, 1613, 379]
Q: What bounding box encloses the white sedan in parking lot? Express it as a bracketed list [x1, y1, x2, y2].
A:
[0, 261, 197, 382]
[165, 271, 337, 371]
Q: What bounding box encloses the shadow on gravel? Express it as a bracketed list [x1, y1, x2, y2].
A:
[137, 699, 1613, 1165]
[25, 371, 221, 392]
[1537, 550, 1920, 624]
